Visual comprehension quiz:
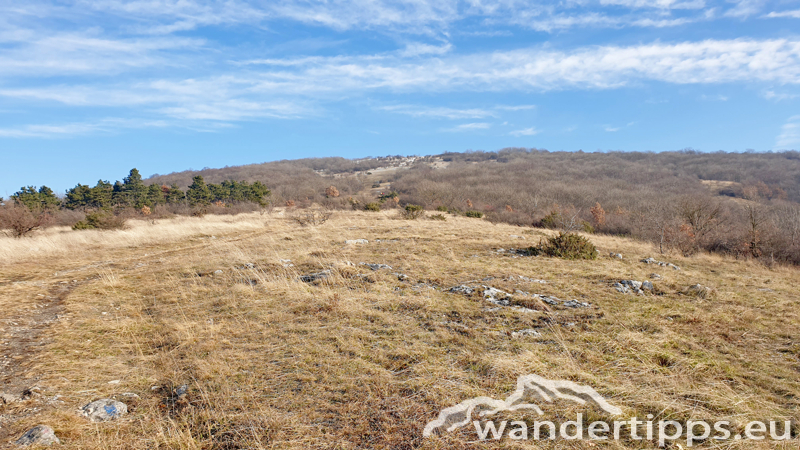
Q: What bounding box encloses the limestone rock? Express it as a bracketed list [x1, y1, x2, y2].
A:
[15, 425, 60, 446]
[81, 398, 128, 422]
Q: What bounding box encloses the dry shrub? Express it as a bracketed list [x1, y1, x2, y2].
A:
[291, 209, 332, 226]
[0, 204, 52, 237]
[530, 232, 598, 260]
[72, 210, 126, 230]
[325, 185, 340, 197]
[400, 204, 424, 220]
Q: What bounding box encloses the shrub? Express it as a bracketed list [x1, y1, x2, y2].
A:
[530, 232, 598, 260]
[73, 211, 126, 230]
[581, 221, 595, 234]
[465, 210, 483, 218]
[364, 203, 381, 212]
[0, 204, 52, 237]
[436, 205, 448, 212]
[540, 210, 561, 229]
[429, 213, 446, 221]
[292, 209, 332, 226]
[401, 204, 425, 220]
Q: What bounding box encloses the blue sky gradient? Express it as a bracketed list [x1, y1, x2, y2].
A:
[1, 0, 799, 195]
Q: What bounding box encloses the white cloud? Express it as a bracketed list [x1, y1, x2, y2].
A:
[509, 126, 540, 136]
[0, 118, 168, 138]
[378, 105, 496, 119]
[764, 90, 799, 101]
[442, 122, 492, 132]
[700, 94, 729, 100]
[763, 9, 800, 18]
[776, 115, 800, 148]
[724, 0, 765, 17]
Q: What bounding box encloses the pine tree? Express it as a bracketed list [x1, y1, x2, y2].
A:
[122, 168, 148, 208]
[165, 184, 185, 204]
[146, 184, 165, 206]
[186, 176, 212, 206]
[65, 184, 92, 210]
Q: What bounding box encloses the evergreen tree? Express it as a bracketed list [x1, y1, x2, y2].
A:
[122, 168, 148, 208]
[165, 184, 185, 204]
[186, 176, 212, 206]
[146, 184, 165, 206]
[11, 186, 61, 210]
[65, 184, 92, 210]
[89, 180, 114, 208]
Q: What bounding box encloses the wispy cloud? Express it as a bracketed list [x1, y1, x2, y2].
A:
[442, 122, 492, 132]
[776, 115, 800, 148]
[763, 9, 800, 18]
[509, 126, 540, 136]
[0, 118, 169, 138]
[377, 105, 496, 119]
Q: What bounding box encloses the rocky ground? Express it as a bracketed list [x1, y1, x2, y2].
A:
[0, 210, 798, 448]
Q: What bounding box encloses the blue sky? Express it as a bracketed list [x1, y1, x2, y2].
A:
[1, 0, 800, 195]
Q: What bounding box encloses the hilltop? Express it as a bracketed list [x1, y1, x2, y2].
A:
[0, 209, 798, 448]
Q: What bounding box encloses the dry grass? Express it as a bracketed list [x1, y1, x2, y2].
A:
[1, 210, 798, 449]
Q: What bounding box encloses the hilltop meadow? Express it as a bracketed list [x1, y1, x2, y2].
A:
[1, 149, 799, 448]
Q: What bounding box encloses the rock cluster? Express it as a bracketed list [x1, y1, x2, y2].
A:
[613, 280, 654, 294]
[641, 257, 680, 270]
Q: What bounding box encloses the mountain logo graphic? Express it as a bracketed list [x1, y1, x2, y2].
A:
[423, 374, 622, 437]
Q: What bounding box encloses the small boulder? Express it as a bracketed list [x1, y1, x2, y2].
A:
[449, 285, 474, 295]
[642, 281, 654, 291]
[81, 398, 128, 422]
[609, 252, 623, 259]
[299, 270, 331, 283]
[360, 263, 392, 271]
[564, 300, 591, 308]
[511, 329, 541, 338]
[345, 239, 368, 245]
[482, 286, 512, 306]
[15, 425, 60, 446]
[1, 392, 18, 404]
[650, 273, 662, 280]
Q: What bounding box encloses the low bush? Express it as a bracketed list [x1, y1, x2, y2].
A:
[73, 211, 126, 230]
[364, 203, 381, 212]
[464, 210, 483, 218]
[528, 232, 598, 260]
[401, 204, 425, 220]
[429, 213, 446, 221]
[0, 204, 52, 237]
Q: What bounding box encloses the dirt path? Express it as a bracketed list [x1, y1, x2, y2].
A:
[0, 280, 83, 443]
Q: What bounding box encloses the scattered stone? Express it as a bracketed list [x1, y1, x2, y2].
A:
[650, 273, 662, 280]
[641, 257, 680, 270]
[449, 285, 475, 295]
[609, 252, 623, 259]
[757, 288, 773, 292]
[614, 280, 649, 295]
[508, 275, 547, 284]
[1, 392, 18, 404]
[81, 398, 128, 422]
[120, 392, 140, 398]
[564, 300, 591, 308]
[482, 286, 513, 306]
[642, 281, 654, 291]
[393, 273, 409, 281]
[279, 259, 293, 267]
[213, 270, 223, 275]
[15, 425, 60, 447]
[299, 270, 331, 283]
[239, 263, 256, 269]
[345, 239, 368, 245]
[107, 380, 120, 385]
[509, 235, 526, 239]
[686, 284, 714, 299]
[537, 295, 561, 306]
[511, 329, 541, 338]
[360, 263, 392, 271]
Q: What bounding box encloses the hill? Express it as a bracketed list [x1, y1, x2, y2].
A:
[0, 210, 798, 448]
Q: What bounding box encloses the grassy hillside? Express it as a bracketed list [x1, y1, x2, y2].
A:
[1, 210, 798, 448]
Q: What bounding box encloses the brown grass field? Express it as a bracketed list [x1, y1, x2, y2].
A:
[1, 210, 798, 449]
